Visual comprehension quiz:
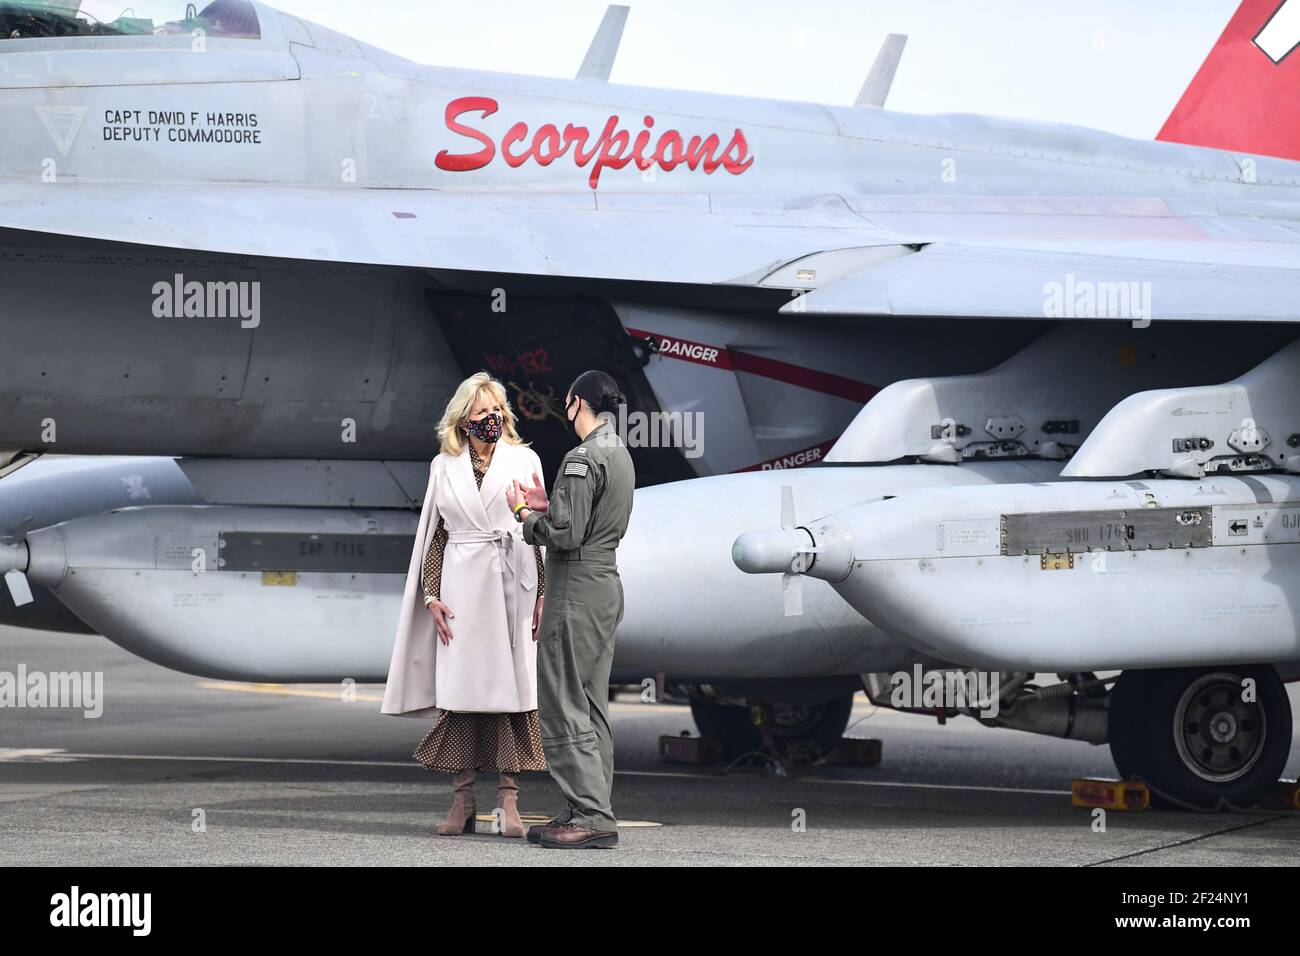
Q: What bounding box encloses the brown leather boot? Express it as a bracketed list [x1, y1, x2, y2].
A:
[437, 770, 477, 835]
[496, 773, 526, 838]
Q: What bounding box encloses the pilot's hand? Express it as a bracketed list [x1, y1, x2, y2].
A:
[532, 596, 544, 641]
[520, 472, 550, 513]
[427, 599, 454, 645]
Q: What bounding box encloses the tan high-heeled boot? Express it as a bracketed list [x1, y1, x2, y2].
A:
[496, 773, 525, 838]
[437, 770, 477, 835]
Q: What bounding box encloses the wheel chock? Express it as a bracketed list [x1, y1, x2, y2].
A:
[1256, 780, 1300, 811]
[1071, 777, 1150, 811]
[826, 737, 883, 767]
[658, 733, 724, 765]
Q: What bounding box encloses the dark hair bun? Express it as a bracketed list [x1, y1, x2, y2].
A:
[598, 389, 626, 413]
[569, 370, 625, 415]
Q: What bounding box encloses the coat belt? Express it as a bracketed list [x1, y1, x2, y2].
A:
[446, 528, 532, 649]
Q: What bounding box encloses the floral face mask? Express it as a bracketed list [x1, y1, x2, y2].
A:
[465, 411, 504, 443]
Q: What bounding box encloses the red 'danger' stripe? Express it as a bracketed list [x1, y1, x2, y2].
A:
[727, 349, 879, 404]
[735, 439, 837, 472]
[627, 327, 877, 403]
[626, 328, 733, 370]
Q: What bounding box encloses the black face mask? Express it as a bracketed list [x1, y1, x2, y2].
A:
[563, 395, 579, 435]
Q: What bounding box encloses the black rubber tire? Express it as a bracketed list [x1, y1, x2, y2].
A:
[1109, 665, 1292, 810]
[688, 698, 762, 761]
[689, 695, 854, 766]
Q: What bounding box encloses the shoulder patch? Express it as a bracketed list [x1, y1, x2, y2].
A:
[563, 460, 590, 478]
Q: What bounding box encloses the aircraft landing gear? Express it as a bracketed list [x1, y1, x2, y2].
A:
[687, 692, 854, 767]
[1108, 665, 1293, 810]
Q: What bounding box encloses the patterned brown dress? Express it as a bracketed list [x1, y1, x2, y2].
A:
[412, 443, 549, 774]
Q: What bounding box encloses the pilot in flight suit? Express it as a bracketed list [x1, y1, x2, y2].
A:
[507, 370, 635, 849]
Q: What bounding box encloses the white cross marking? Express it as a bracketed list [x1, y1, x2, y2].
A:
[1255, 0, 1300, 63]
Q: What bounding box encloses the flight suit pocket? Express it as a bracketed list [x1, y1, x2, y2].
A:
[550, 483, 573, 530]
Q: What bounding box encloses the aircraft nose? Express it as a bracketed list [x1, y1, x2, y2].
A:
[730, 483, 857, 586]
[730, 529, 812, 575]
[730, 517, 855, 618]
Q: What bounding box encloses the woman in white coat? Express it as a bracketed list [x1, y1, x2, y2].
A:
[381, 372, 547, 838]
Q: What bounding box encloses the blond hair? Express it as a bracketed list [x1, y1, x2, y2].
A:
[438, 372, 527, 456]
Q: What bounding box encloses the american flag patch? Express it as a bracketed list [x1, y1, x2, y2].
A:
[563, 460, 590, 478]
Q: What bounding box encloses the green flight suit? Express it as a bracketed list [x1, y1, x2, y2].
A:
[522, 415, 635, 831]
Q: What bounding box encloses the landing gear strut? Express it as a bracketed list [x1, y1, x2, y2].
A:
[1108, 665, 1293, 810]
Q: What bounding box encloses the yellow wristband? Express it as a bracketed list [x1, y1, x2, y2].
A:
[513, 502, 528, 514]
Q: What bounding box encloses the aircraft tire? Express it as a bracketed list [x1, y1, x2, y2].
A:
[1108, 665, 1292, 810]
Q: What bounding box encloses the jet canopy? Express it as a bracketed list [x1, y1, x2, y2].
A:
[0, 0, 260, 40]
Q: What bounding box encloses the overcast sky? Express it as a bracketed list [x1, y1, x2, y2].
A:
[266, 0, 1242, 140]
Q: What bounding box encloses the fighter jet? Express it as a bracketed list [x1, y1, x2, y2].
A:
[2, 0, 1299, 809]
[0, 0, 1035, 481]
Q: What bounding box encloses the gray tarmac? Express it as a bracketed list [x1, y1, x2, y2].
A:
[1, 627, 1297, 866]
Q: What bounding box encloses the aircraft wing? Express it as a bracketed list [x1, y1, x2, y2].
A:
[0, 181, 895, 287]
[7, 180, 1300, 322]
[779, 238, 1300, 321]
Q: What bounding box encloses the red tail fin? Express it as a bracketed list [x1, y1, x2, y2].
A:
[1157, 0, 1300, 159]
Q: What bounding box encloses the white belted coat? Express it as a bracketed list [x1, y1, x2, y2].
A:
[381, 439, 544, 718]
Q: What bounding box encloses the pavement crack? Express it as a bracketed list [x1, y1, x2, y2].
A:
[1084, 814, 1292, 866]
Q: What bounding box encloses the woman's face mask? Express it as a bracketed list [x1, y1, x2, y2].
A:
[465, 411, 504, 443]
